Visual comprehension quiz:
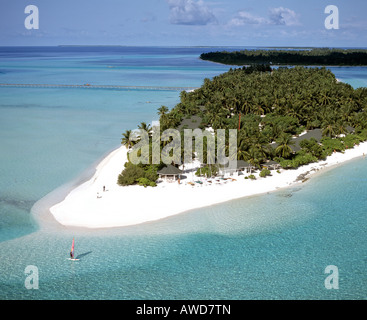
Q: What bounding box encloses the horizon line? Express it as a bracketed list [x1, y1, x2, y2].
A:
[1, 45, 367, 49]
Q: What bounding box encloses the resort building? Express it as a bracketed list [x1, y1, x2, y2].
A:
[222, 160, 256, 175]
[262, 160, 281, 170]
[157, 164, 183, 182]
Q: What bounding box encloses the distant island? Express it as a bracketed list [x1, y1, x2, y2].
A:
[200, 48, 367, 66]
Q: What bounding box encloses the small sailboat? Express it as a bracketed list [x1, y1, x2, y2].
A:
[68, 238, 79, 261]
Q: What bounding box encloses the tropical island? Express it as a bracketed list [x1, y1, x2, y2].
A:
[200, 48, 367, 66]
[49, 64, 367, 228]
[118, 64, 367, 187]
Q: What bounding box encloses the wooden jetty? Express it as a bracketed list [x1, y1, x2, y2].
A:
[0, 83, 198, 92]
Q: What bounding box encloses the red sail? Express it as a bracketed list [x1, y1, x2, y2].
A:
[71, 238, 75, 257]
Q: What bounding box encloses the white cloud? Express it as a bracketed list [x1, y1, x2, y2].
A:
[229, 7, 300, 27]
[268, 7, 300, 26]
[167, 0, 217, 25]
[229, 11, 267, 26]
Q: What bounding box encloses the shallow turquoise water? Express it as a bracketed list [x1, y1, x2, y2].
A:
[1, 159, 367, 299]
[0, 86, 181, 241]
[0, 47, 366, 299]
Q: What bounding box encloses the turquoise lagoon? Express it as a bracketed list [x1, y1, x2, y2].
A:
[0, 47, 366, 299]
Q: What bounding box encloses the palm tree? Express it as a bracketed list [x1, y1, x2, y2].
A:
[121, 130, 135, 149]
[235, 134, 249, 161]
[252, 137, 273, 160]
[275, 133, 295, 159]
[335, 121, 347, 136]
[207, 107, 228, 129]
[322, 122, 337, 138]
[351, 111, 367, 130]
[157, 106, 169, 129]
[138, 122, 152, 136]
[244, 147, 262, 169]
[157, 106, 169, 117]
[250, 97, 264, 116]
[241, 99, 251, 115]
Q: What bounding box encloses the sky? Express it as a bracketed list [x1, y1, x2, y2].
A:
[0, 0, 366, 47]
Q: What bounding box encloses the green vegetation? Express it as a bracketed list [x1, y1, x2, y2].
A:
[299, 138, 325, 159]
[278, 151, 319, 169]
[200, 48, 367, 66]
[121, 129, 135, 149]
[117, 163, 144, 186]
[321, 133, 365, 156]
[275, 134, 295, 159]
[320, 137, 345, 155]
[195, 165, 218, 178]
[259, 168, 271, 178]
[160, 64, 367, 171]
[120, 63, 367, 187]
[117, 162, 158, 187]
[137, 177, 157, 188]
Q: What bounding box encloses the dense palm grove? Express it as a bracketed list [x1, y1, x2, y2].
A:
[119, 65, 367, 186]
[200, 48, 367, 66]
[180, 66, 367, 131]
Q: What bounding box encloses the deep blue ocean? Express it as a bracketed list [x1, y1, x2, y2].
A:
[0, 46, 366, 299]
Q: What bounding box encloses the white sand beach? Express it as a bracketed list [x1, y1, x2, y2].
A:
[49, 140, 367, 228]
